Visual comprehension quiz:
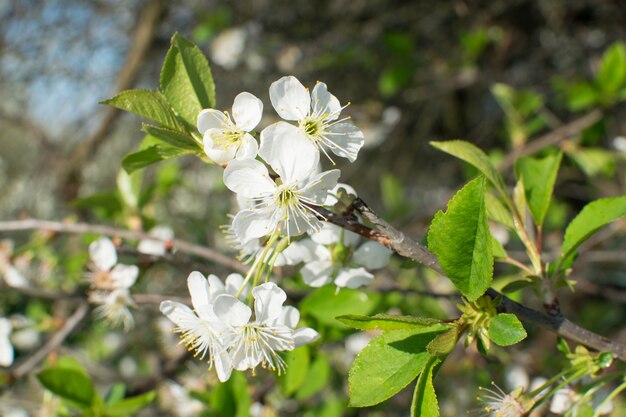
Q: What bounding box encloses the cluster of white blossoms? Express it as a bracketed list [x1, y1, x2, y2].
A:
[160, 76, 391, 381]
[88, 237, 138, 331]
[0, 317, 13, 367]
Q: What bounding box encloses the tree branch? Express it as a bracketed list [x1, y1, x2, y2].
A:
[310, 199, 626, 362]
[0, 219, 246, 273]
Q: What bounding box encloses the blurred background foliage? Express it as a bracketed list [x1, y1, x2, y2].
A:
[0, 0, 625, 416]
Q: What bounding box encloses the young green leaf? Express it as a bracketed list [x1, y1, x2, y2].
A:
[561, 195, 626, 262]
[596, 42, 626, 95]
[295, 353, 331, 400]
[103, 391, 156, 417]
[37, 368, 96, 406]
[410, 356, 441, 417]
[160, 32, 216, 125]
[349, 328, 443, 407]
[101, 89, 184, 131]
[426, 328, 459, 356]
[485, 193, 514, 229]
[488, 313, 527, 346]
[337, 314, 445, 331]
[142, 124, 200, 151]
[430, 141, 508, 199]
[428, 176, 494, 301]
[278, 346, 310, 395]
[122, 144, 193, 174]
[209, 372, 251, 417]
[515, 152, 562, 226]
[300, 286, 380, 328]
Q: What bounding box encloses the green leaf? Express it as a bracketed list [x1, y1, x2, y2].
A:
[105, 383, 126, 404]
[410, 356, 440, 417]
[596, 42, 626, 94]
[209, 372, 251, 417]
[160, 32, 216, 125]
[565, 81, 599, 111]
[278, 345, 310, 395]
[485, 193, 514, 229]
[491, 235, 506, 259]
[515, 152, 562, 226]
[300, 286, 380, 328]
[567, 147, 616, 177]
[488, 313, 527, 346]
[500, 279, 533, 294]
[116, 169, 142, 209]
[561, 195, 626, 262]
[37, 368, 95, 406]
[381, 172, 408, 219]
[122, 144, 193, 174]
[428, 176, 494, 301]
[101, 89, 184, 131]
[337, 314, 446, 331]
[349, 328, 443, 407]
[142, 124, 200, 151]
[295, 353, 331, 400]
[103, 391, 156, 417]
[426, 328, 459, 356]
[430, 141, 508, 199]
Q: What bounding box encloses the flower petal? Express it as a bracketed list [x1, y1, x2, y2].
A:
[301, 260, 333, 287]
[89, 237, 117, 271]
[159, 300, 196, 327]
[110, 264, 139, 288]
[207, 274, 226, 300]
[213, 294, 252, 326]
[232, 208, 276, 243]
[294, 327, 320, 347]
[325, 121, 365, 162]
[214, 348, 234, 382]
[299, 169, 340, 205]
[310, 223, 342, 245]
[275, 238, 320, 266]
[311, 82, 341, 121]
[252, 282, 287, 323]
[234, 133, 259, 160]
[0, 336, 14, 367]
[334, 267, 373, 289]
[275, 306, 300, 328]
[324, 182, 357, 206]
[223, 159, 275, 199]
[232, 92, 263, 131]
[204, 130, 238, 164]
[353, 241, 393, 269]
[0, 318, 11, 337]
[259, 122, 318, 183]
[269, 76, 310, 121]
[224, 273, 246, 297]
[197, 109, 229, 134]
[187, 271, 210, 311]
[4, 266, 29, 288]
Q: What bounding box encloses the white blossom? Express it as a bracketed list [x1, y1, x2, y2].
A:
[138, 226, 174, 256]
[224, 133, 340, 242]
[0, 317, 14, 367]
[265, 76, 364, 163]
[198, 92, 263, 165]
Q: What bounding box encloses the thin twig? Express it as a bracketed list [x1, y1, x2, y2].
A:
[312, 199, 626, 361]
[9, 303, 89, 381]
[0, 219, 246, 273]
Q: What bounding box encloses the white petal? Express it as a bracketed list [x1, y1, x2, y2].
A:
[269, 76, 310, 121]
[353, 241, 393, 269]
[213, 294, 252, 326]
[334, 267, 373, 289]
[187, 271, 210, 311]
[204, 131, 238, 164]
[137, 240, 165, 256]
[207, 274, 226, 301]
[159, 300, 196, 327]
[310, 223, 342, 245]
[275, 239, 319, 266]
[4, 266, 29, 288]
[259, 122, 319, 183]
[232, 92, 263, 131]
[232, 208, 276, 242]
[89, 237, 117, 271]
[311, 82, 341, 121]
[280, 211, 321, 238]
[224, 273, 246, 297]
[252, 282, 287, 323]
[0, 318, 11, 337]
[324, 182, 357, 206]
[276, 306, 300, 328]
[299, 169, 341, 205]
[223, 159, 275, 199]
[235, 133, 259, 160]
[325, 122, 365, 162]
[197, 109, 229, 134]
[301, 260, 333, 287]
[293, 327, 320, 347]
[110, 264, 138, 288]
[214, 349, 234, 382]
[0, 336, 14, 367]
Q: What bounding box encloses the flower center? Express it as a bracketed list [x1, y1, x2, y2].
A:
[303, 119, 320, 136]
[212, 128, 243, 149]
[276, 186, 298, 207]
[231, 323, 294, 374]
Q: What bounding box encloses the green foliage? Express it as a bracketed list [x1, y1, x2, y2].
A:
[428, 176, 493, 301]
[142, 124, 201, 151]
[207, 372, 251, 417]
[410, 357, 440, 417]
[566, 147, 616, 177]
[278, 345, 310, 395]
[348, 328, 444, 407]
[430, 140, 508, 199]
[122, 143, 193, 174]
[337, 314, 445, 331]
[300, 286, 380, 328]
[37, 368, 96, 406]
[515, 152, 562, 226]
[101, 89, 184, 131]
[560, 195, 626, 266]
[596, 42, 626, 95]
[295, 353, 331, 400]
[491, 83, 545, 146]
[380, 172, 409, 219]
[103, 391, 156, 417]
[426, 327, 459, 356]
[488, 313, 527, 346]
[160, 32, 216, 125]
[485, 192, 514, 229]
